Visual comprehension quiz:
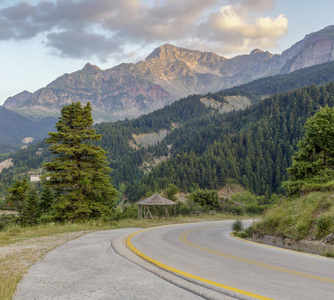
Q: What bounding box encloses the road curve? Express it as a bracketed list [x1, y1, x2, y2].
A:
[129, 220, 334, 300]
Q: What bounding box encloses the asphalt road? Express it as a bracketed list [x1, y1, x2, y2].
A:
[14, 221, 334, 300]
[129, 220, 334, 300]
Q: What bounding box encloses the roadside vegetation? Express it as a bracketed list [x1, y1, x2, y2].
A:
[249, 107, 334, 243]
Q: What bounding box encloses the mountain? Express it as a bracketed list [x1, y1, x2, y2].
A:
[3, 90, 32, 108]
[4, 26, 334, 122]
[225, 60, 334, 99]
[0, 106, 57, 153]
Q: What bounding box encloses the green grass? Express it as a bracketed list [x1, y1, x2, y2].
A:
[251, 192, 334, 241]
[0, 213, 243, 300]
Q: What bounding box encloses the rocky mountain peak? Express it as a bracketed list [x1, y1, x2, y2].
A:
[82, 63, 102, 72]
[145, 44, 180, 60]
[3, 90, 32, 108]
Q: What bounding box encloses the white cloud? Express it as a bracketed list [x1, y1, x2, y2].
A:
[197, 3, 288, 54]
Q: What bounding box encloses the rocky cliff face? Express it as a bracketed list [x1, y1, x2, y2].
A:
[279, 26, 334, 73]
[4, 26, 334, 122]
[3, 90, 32, 108]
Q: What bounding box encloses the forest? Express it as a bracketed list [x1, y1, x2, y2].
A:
[2, 62, 334, 204]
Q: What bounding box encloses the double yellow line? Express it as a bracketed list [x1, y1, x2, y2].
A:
[127, 224, 334, 300]
[180, 226, 334, 284]
[127, 225, 272, 300]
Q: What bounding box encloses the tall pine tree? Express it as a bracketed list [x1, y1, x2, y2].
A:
[43, 102, 117, 221]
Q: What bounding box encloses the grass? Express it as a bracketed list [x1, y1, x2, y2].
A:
[251, 191, 334, 241]
[0, 213, 241, 300]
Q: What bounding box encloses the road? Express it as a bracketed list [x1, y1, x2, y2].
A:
[129, 220, 334, 300]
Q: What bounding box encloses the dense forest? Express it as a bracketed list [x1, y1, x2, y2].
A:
[123, 83, 334, 201]
[2, 62, 334, 202]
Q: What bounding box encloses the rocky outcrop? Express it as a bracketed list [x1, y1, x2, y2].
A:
[200, 95, 251, 113]
[252, 233, 334, 255]
[4, 26, 334, 122]
[132, 129, 169, 148]
[0, 158, 13, 173]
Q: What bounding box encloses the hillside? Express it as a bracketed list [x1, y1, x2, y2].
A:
[0, 107, 57, 153]
[4, 26, 334, 122]
[2, 79, 334, 203]
[224, 61, 334, 99]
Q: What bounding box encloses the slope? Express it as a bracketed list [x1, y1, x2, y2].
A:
[0, 107, 57, 153]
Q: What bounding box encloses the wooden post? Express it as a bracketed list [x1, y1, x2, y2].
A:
[147, 206, 154, 219]
[174, 204, 176, 217]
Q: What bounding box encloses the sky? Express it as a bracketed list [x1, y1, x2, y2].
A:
[0, 0, 334, 105]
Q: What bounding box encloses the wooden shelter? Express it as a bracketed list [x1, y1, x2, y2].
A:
[137, 194, 176, 219]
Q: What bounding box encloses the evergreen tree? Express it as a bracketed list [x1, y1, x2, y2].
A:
[43, 102, 117, 221]
[21, 187, 40, 226]
[39, 187, 54, 214]
[7, 177, 29, 214]
[163, 184, 178, 201]
[284, 106, 334, 195]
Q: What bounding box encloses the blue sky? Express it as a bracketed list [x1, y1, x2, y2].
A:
[0, 0, 334, 105]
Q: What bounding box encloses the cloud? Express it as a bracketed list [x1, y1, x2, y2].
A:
[197, 4, 288, 54]
[45, 29, 123, 63]
[0, 0, 288, 62]
[229, 0, 276, 12]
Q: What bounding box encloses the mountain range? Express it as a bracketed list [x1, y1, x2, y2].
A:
[3, 26, 334, 122]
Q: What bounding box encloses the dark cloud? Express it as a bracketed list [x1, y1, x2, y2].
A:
[46, 29, 123, 62]
[0, 0, 287, 61]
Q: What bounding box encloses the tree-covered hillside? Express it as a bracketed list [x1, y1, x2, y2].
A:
[2, 71, 334, 203]
[223, 61, 334, 99]
[124, 83, 334, 201]
[0, 107, 57, 153]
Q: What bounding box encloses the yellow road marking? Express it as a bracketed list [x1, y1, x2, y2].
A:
[180, 226, 334, 284]
[127, 226, 272, 300]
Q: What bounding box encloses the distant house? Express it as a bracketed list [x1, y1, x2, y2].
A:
[30, 175, 41, 182]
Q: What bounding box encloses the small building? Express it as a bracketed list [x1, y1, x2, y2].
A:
[137, 193, 176, 219]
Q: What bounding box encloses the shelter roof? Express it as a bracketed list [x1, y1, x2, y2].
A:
[137, 193, 176, 206]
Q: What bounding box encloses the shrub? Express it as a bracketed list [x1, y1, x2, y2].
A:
[228, 205, 244, 215]
[232, 220, 244, 233]
[246, 204, 265, 215]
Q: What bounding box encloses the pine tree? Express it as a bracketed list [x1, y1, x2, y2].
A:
[284, 106, 334, 195]
[7, 177, 29, 214]
[21, 187, 40, 226]
[39, 187, 54, 214]
[43, 102, 117, 221]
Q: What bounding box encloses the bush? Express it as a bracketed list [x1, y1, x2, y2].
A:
[0, 213, 17, 230]
[246, 204, 266, 215]
[189, 189, 218, 209]
[232, 220, 244, 233]
[228, 205, 244, 215]
[176, 201, 190, 216]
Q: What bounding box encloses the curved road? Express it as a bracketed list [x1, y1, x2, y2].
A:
[129, 220, 334, 300]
